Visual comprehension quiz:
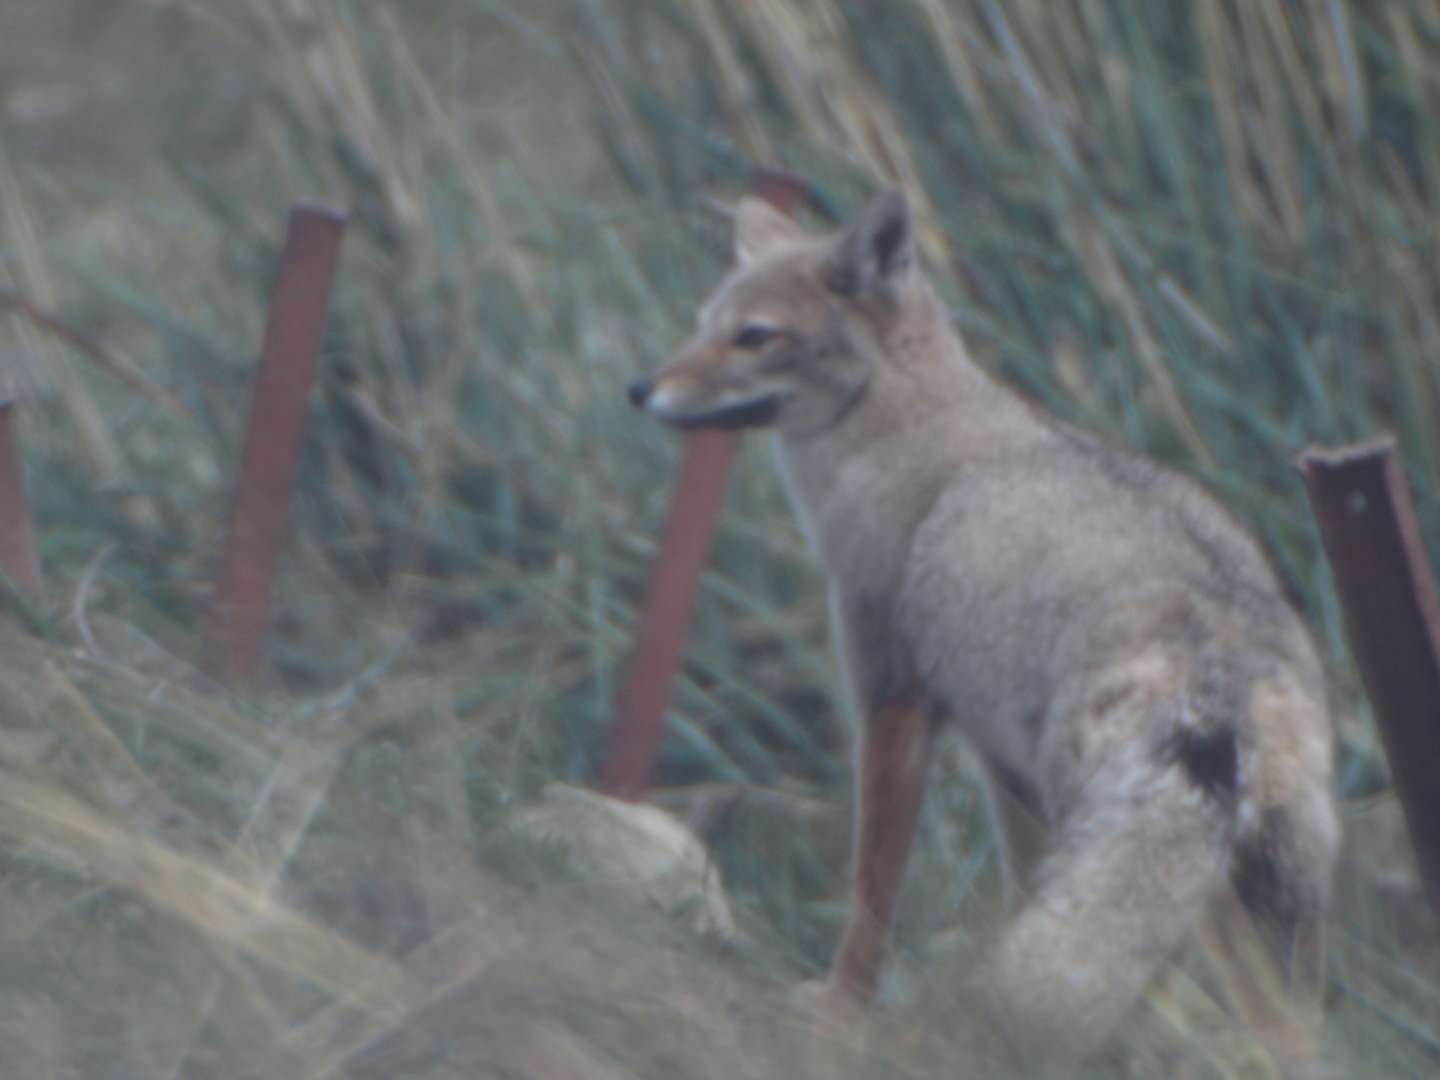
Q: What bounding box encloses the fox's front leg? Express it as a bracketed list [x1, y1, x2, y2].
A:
[829, 687, 937, 1001]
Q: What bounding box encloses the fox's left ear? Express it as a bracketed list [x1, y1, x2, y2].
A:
[824, 189, 913, 301]
[734, 197, 806, 266]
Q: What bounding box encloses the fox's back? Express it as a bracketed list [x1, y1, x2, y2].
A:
[897, 425, 1326, 782]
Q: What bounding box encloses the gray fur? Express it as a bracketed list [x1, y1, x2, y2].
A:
[632, 190, 1340, 1077]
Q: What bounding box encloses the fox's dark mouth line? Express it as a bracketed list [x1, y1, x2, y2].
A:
[665, 390, 788, 430]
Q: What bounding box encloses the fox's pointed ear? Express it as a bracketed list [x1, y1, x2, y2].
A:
[824, 189, 913, 300]
[734, 197, 805, 265]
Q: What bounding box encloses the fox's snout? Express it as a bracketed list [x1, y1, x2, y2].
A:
[627, 365, 788, 430]
[627, 377, 654, 409]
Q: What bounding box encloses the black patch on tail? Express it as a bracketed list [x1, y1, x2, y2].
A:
[1232, 806, 1304, 938]
[1166, 726, 1239, 800]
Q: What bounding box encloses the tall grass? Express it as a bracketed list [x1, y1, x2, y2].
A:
[0, 0, 1438, 1076]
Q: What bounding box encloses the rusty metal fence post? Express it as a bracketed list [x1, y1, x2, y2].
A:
[600, 169, 810, 799]
[0, 400, 46, 610]
[1297, 434, 1440, 919]
[201, 204, 348, 688]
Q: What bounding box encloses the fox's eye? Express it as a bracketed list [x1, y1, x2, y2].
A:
[733, 324, 778, 349]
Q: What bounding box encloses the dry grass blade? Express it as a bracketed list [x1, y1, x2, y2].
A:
[1156, 277, 1235, 358]
[0, 287, 192, 419]
[233, 736, 344, 895]
[1235, 0, 1305, 245]
[1255, 0, 1326, 151]
[909, 0, 1001, 143]
[232, 865, 515, 1080]
[680, 0, 776, 162]
[383, 7, 551, 327]
[0, 769, 426, 1013]
[722, 0, 949, 269]
[981, 0, 1080, 176]
[0, 160, 126, 487]
[1195, 0, 1269, 244]
[1070, 204, 1213, 466]
[1320, 0, 1367, 139]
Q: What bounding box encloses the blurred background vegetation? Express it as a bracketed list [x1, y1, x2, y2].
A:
[1, 0, 1439, 1076]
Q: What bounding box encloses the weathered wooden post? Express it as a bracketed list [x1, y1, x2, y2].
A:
[202, 204, 348, 688]
[0, 400, 46, 610]
[600, 170, 810, 799]
[1297, 434, 1440, 919]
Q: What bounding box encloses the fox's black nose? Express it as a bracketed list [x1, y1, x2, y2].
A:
[628, 378, 653, 408]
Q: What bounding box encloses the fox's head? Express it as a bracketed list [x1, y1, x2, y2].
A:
[628, 189, 914, 435]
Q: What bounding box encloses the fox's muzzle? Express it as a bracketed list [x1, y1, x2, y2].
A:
[628, 376, 788, 430]
[627, 378, 655, 408]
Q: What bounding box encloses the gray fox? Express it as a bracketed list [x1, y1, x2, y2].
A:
[629, 190, 1339, 1077]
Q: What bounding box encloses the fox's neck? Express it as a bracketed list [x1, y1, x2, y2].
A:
[776, 278, 1052, 533]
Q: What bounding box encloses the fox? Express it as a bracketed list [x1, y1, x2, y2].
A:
[627, 190, 1340, 1077]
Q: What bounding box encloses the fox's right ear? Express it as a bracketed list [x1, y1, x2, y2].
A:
[824, 189, 912, 302]
[734, 197, 805, 266]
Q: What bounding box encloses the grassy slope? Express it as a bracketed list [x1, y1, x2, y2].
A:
[0, 0, 1438, 1076]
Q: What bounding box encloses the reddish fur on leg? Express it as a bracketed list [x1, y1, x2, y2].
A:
[830, 690, 935, 1001]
